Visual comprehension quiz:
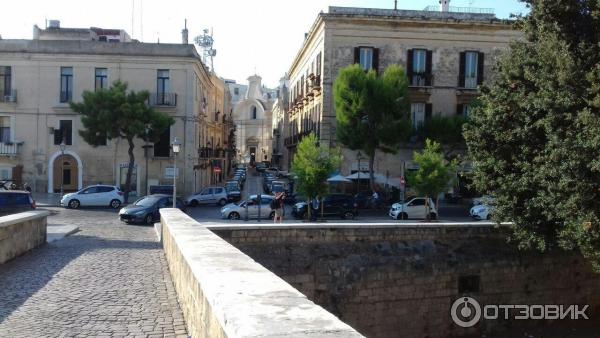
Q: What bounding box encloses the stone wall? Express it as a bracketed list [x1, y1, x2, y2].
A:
[160, 209, 363, 338]
[0, 210, 49, 264]
[210, 224, 600, 338]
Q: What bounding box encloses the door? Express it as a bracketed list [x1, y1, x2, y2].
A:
[406, 198, 426, 219]
[246, 197, 259, 218]
[77, 186, 98, 206]
[199, 188, 214, 204]
[97, 186, 115, 206]
[53, 154, 78, 192]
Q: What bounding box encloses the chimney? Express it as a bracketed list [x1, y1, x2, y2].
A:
[440, 0, 450, 12]
[182, 19, 189, 44]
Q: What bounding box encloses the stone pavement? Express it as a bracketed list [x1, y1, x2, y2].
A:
[0, 207, 188, 338]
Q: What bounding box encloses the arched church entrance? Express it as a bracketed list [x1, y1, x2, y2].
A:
[53, 154, 78, 192]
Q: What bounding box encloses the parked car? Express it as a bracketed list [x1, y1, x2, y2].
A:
[470, 203, 494, 220]
[270, 181, 286, 194]
[389, 197, 437, 220]
[149, 185, 174, 195]
[0, 191, 36, 216]
[221, 194, 276, 220]
[471, 195, 495, 208]
[224, 181, 242, 202]
[263, 176, 275, 193]
[119, 194, 186, 225]
[284, 193, 305, 205]
[234, 169, 246, 180]
[292, 194, 358, 220]
[232, 174, 245, 189]
[256, 162, 267, 172]
[265, 167, 279, 177]
[185, 186, 228, 206]
[354, 191, 372, 209]
[61, 185, 124, 209]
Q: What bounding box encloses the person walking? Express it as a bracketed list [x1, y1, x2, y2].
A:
[310, 196, 320, 222]
[273, 192, 285, 223]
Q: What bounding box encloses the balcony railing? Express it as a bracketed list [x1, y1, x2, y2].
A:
[149, 92, 177, 107]
[0, 90, 17, 103]
[59, 91, 72, 103]
[457, 76, 478, 90]
[0, 142, 20, 155]
[408, 73, 434, 87]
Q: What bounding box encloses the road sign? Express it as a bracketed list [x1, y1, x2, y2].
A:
[213, 167, 222, 173]
[400, 176, 406, 187]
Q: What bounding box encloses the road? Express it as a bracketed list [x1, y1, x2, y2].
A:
[0, 208, 187, 338]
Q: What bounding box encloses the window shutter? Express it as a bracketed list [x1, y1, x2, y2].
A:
[407, 49, 414, 76]
[354, 47, 360, 64]
[426, 50, 433, 86]
[459, 52, 466, 87]
[456, 104, 464, 116]
[425, 104, 433, 119]
[373, 48, 380, 74]
[477, 52, 485, 85]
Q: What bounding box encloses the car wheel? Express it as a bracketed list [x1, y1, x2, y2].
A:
[397, 212, 408, 220]
[218, 198, 227, 206]
[110, 199, 121, 209]
[145, 214, 154, 225]
[269, 211, 275, 220]
[342, 211, 355, 220]
[189, 199, 198, 207]
[68, 199, 80, 209]
[486, 214, 491, 220]
[228, 212, 240, 220]
[430, 212, 437, 220]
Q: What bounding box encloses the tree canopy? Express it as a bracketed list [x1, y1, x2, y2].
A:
[334, 64, 412, 190]
[463, 0, 600, 269]
[70, 81, 174, 202]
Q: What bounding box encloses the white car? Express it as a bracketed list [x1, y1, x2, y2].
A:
[470, 204, 493, 220]
[221, 194, 276, 220]
[389, 197, 437, 220]
[185, 186, 228, 206]
[61, 185, 124, 209]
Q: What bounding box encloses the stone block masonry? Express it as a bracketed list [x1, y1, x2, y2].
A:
[210, 223, 600, 338]
[160, 209, 364, 338]
[0, 210, 49, 264]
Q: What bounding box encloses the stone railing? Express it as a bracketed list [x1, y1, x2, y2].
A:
[0, 210, 50, 264]
[160, 209, 363, 338]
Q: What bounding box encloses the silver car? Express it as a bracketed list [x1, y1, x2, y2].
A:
[221, 194, 275, 220]
[185, 186, 228, 206]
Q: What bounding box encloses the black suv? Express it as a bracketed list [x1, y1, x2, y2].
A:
[224, 181, 242, 202]
[292, 194, 358, 220]
[0, 191, 36, 217]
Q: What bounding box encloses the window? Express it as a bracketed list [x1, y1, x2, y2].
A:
[0, 117, 10, 143]
[153, 127, 171, 157]
[54, 120, 73, 145]
[457, 104, 471, 118]
[411, 103, 426, 130]
[316, 52, 322, 76]
[359, 48, 373, 70]
[460, 52, 484, 88]
[0, 167, 11, 180]
[157, 69, 170, 94]
[97, 186, 115, 193]
[251, 106, 257, 119]
[0, 66, 11, 97]
[95, 68, 108, 90]
[60, 67, 73, 102]
[408, 198, 426, 206]
[81, 187, 98, 194]
[201, 188, 213, 195]
[234, 87, 239, 95]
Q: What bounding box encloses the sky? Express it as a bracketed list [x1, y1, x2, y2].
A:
[0, 0, 528, 88]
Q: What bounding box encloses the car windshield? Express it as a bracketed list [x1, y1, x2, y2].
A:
[134, 197, 159, 207]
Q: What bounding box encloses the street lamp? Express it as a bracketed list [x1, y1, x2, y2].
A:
[59, 140, 66, 196]
[143, 125, 153, 196]
[171, 137, 181, 208]
[356, 151, 364, 194]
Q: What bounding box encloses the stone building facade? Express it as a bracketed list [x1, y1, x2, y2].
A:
[283, 5, 522, 187]
[0, 24, 232, 196]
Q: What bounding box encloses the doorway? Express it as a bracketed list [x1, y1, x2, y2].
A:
[53, 154, 78, 192]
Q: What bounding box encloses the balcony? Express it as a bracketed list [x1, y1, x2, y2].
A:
[59, 91, 72, 103]
[0, 90, 17, 103]
[0, 142, 21, 156]
[408, 73, 434, 87]
[149, 92, 177, 107]
[309, 75, 321, 92]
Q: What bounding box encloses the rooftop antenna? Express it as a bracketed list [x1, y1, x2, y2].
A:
[194, 28, 217, 72]
[394, 0, 397, 10]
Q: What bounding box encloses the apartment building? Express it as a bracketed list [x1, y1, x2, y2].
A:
[0, 23, 232, 196]
[283, 3, 521, 186]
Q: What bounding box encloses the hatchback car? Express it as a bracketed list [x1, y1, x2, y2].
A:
[61, 185, 124, 209]
[389, 197, 437, 220]
[185, 186, 228, 206]
[119, 194, 186, 225]
[221, 194, 275, 220]
[470, 204, 493, 220]
[292, 194, 357, 220]
[0, 191, 36, 216]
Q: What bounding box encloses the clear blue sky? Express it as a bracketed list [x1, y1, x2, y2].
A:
[0, 0, 528, 87]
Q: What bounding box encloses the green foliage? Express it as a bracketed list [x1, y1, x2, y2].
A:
[418, 115, 467, 158]
[334, 64, 412, 189]
[291, 133, 341, 205]
[407, 139, 457, 205]
[463, 0, 600, 270]
[70, 81, 174, 201]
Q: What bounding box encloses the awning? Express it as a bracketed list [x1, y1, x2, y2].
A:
[327, 174, 352, 183]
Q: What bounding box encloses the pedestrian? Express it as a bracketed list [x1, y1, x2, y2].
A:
[372, 189, 380, 209]
[310, 196, 320, 222]
[273, 192, 285, 223]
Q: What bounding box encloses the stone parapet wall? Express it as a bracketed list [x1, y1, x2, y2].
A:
[210, 223, 600, 338]
[160, 209, 364, 338]
[0, 210, 50, 264]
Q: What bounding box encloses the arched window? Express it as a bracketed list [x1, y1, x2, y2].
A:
[251, 106, 257, 119]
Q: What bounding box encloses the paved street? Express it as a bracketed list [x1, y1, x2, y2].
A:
[0, 208, 187, 338]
